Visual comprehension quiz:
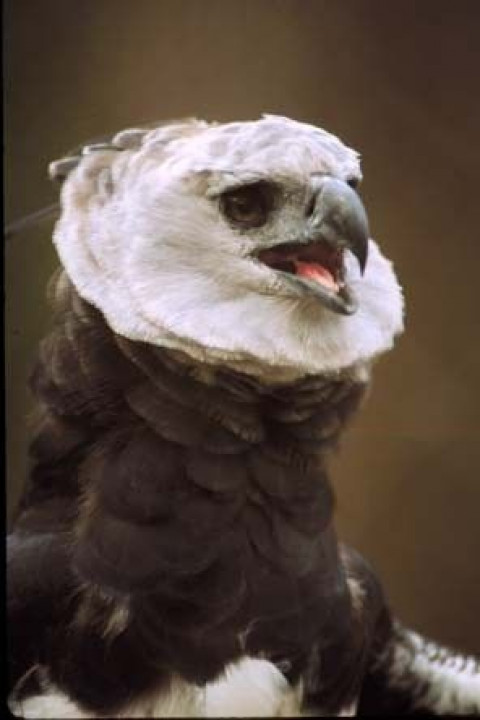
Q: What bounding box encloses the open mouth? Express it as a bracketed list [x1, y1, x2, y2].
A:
[256, 240, 358, 315]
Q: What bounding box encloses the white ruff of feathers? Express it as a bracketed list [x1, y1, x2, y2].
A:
[53, 115, 404, 381]
[11, 658, 305, 718]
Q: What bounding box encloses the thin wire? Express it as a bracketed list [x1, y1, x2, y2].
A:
[4, 202, 60, 241]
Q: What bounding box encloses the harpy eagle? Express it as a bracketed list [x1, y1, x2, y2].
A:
[8, 115, 480, 717]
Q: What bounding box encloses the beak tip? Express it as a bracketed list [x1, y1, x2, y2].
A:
[354, 239, 369, 276]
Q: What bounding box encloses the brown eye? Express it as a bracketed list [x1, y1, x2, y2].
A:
[220, 182, 273, 229]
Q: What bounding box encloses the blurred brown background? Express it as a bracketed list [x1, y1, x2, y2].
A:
[5, 0, 480, 653]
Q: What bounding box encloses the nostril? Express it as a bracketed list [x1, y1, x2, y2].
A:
[346, 176, 360, 190]
[305, 193, 317, 218]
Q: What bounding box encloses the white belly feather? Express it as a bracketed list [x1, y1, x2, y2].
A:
[10, 657, 308, 718]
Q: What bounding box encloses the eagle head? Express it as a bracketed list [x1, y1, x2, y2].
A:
[51, 115, 404, 381]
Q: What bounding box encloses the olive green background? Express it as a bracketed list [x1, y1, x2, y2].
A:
[5, 1, 480, 653]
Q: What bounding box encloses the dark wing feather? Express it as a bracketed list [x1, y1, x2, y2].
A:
[8, 515, 75, 695]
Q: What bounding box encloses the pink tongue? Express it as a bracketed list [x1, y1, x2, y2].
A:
[294, 260, 339, 291]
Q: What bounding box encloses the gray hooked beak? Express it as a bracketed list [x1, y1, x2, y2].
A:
[307, 176, 369, 274]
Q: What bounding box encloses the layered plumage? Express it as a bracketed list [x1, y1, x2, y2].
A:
[8, 116, 480, 717]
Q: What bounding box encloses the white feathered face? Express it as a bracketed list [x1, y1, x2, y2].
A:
[53, 115, 404, 381]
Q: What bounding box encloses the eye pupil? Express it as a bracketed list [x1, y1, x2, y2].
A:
[232, 196, 254, 213]
[220, 182, 272, 228]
